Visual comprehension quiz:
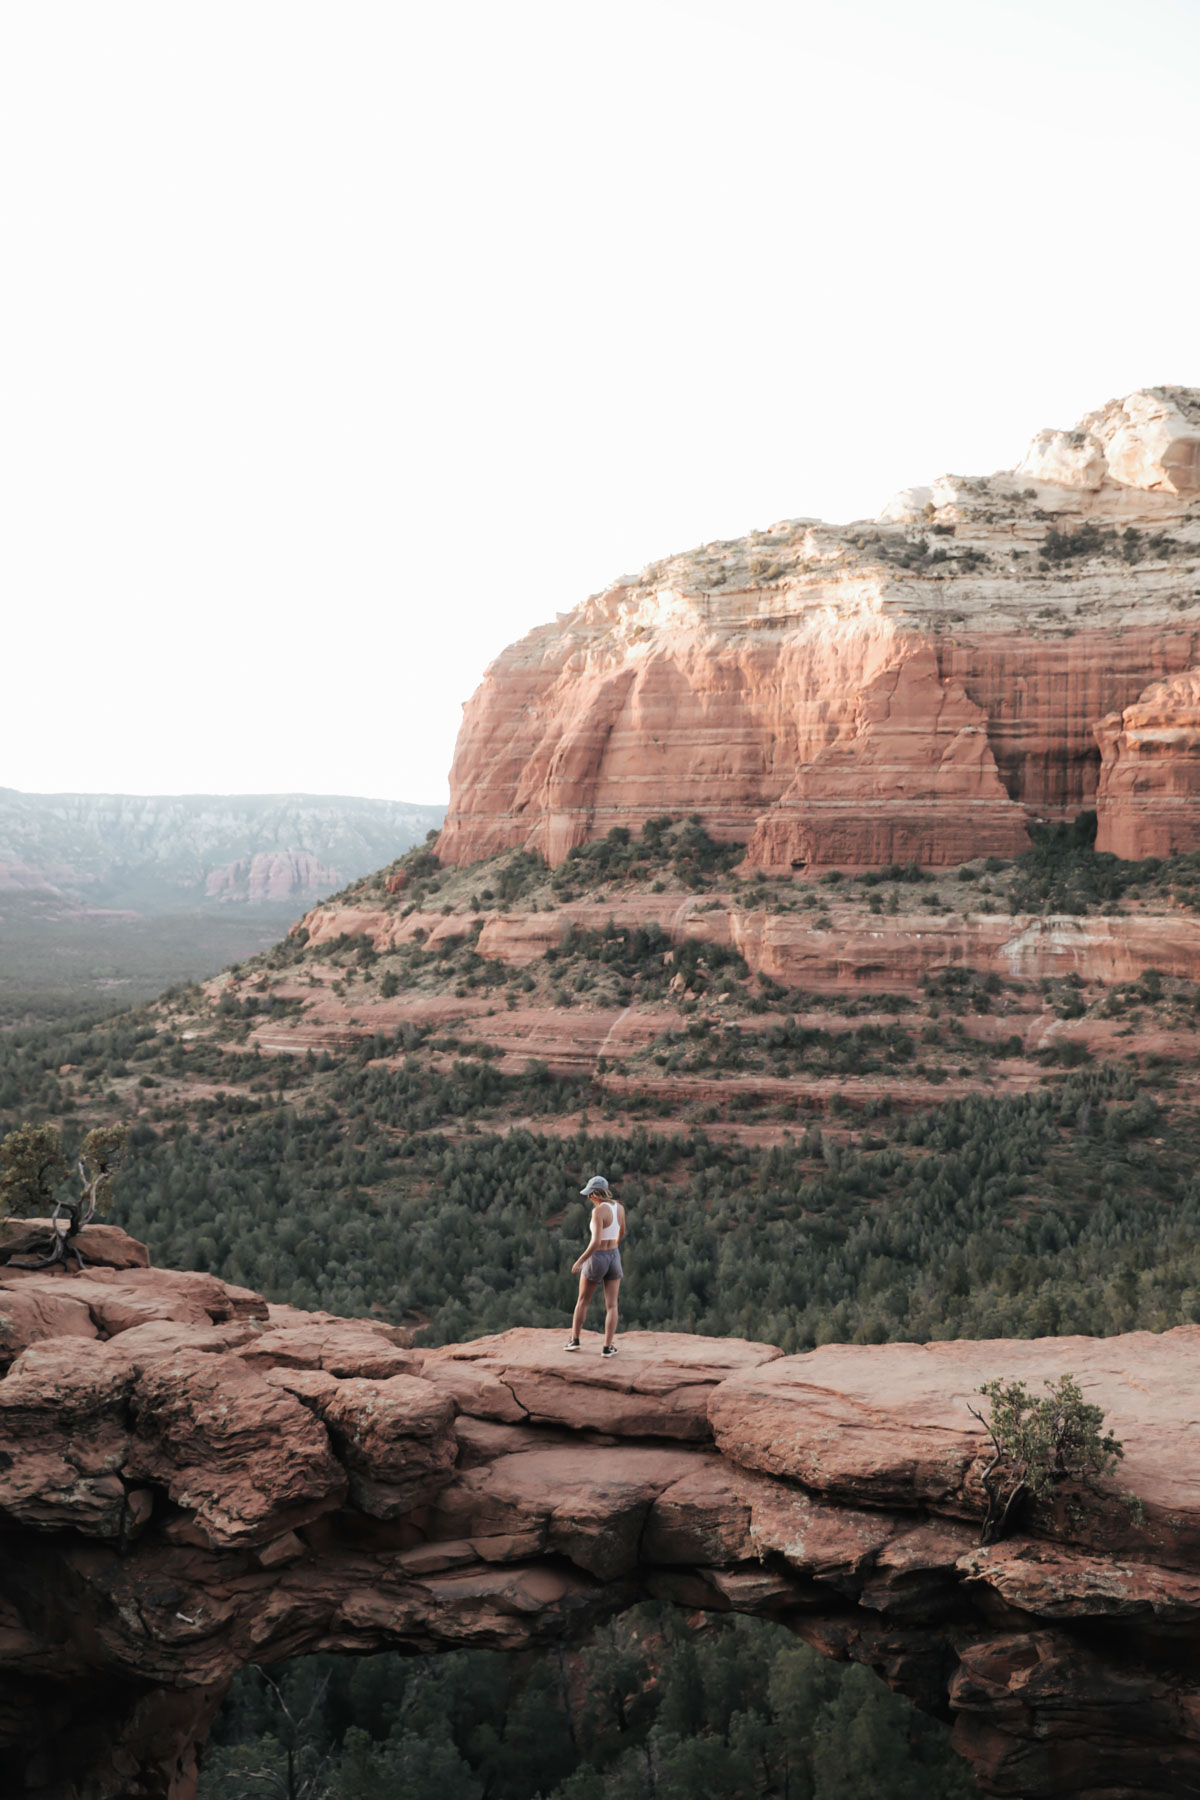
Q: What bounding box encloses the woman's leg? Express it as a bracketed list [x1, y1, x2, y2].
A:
[571, 1275, 599, 1340]
[602, 1277, 621, 1348]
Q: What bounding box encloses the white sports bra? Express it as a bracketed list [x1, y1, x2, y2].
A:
[598, 1202, 621, 1242]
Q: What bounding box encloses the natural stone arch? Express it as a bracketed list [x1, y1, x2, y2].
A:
[2, 1232, 1199, 1800]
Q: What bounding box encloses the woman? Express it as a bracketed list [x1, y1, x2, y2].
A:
[565, 1174, 625, 1356]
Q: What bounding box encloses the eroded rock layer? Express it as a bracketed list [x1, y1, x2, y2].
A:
[438, 388, 1200, 869]
[4, 1231, 1200, 1800]
[299, 889, 1200, 995]
[1095, 669, 1200, 859]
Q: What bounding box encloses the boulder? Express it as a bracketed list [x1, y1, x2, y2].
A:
[0, 1220, 149, 1269]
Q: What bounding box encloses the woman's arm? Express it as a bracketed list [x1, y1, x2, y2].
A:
[616, 1203, 626, 1245]
[571, 1210, 603, 1275]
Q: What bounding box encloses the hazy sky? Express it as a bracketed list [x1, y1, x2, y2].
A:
[1, 0, 1196, 804]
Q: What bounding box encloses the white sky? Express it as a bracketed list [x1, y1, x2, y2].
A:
[1, 0, 1196, 805]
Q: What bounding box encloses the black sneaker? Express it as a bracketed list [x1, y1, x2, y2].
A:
[564, 1338, 581, 1351]
[601, 1344, 619, 1357]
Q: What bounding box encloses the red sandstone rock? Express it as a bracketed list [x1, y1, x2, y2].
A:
[747, 647, 1029, 871]
[263, 1301, 412, 1342]
[424, 1327, 782, 1438]
[117, 1342, 346, 1547]
[267, 1367, 457, 1517]
[0, 1262, 268, 1362]
[0, 1219, 149, 1269]
[451, 1415, 545, 1467]
[1095, 668, 1200, 858]
[477, 911, 572, 964]
[0, 1320, 345, 1548]
[419, 1353, 529, 1422]
[330, 1557, 631, 1656]
[707, 1330, 1200, 1560]
[432, 1442, 702, 1579]
[7, 1252, 1200, 1798]
[641, 1454, 941, 1583]
[436, 390, 1200, 871]
[725, 905, 1200, 991]
[241, 1320, 422, 1380]
[0, 1282, 98, 1370]
[958, 1541, 1200, 1623]
[948, 1630, 1200, 1800]
[0, 1339, 139, 1536]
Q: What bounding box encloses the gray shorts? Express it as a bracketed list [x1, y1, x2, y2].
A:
[582, 1246, 623, 1284]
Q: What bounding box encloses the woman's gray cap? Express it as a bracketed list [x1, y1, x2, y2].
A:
[580, 1175, 610, 1195]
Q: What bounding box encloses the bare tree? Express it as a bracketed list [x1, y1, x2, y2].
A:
[199, 1666, 336, 1800]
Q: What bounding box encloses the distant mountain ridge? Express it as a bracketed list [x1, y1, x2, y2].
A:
[0, 789, 445, 910]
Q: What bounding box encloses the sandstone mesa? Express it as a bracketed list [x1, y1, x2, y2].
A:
[4, 1227, 1200, 1800]
[438, 386, 1200, 871]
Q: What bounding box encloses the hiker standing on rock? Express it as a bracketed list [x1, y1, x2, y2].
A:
[565, 1175, 624, 1357]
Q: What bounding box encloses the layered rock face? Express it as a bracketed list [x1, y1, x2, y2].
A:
[6, 1229, 1200, 1800]
[1095, 669, 1200, 859]
[438, 387, 1200, 869]
[299, 888, 1200, 997]
[745, 646, 1028, 869]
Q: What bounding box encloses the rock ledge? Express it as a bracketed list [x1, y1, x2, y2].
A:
[2, 1230, 1199, 1800]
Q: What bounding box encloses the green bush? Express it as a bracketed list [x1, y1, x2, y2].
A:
[969, 1373, 1123, 1542]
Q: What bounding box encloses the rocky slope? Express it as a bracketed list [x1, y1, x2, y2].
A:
[0, 790, 444, 909]
[228, 812, 1200, 1151]
[3, 1225, 1200, 1800]
[439, 387, 1200, 870]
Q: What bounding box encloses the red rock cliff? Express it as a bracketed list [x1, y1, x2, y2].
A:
[5, 1228, 1200, 1800]
[439, 387, 1200, 869]
[1095, 668, 1200, 859]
